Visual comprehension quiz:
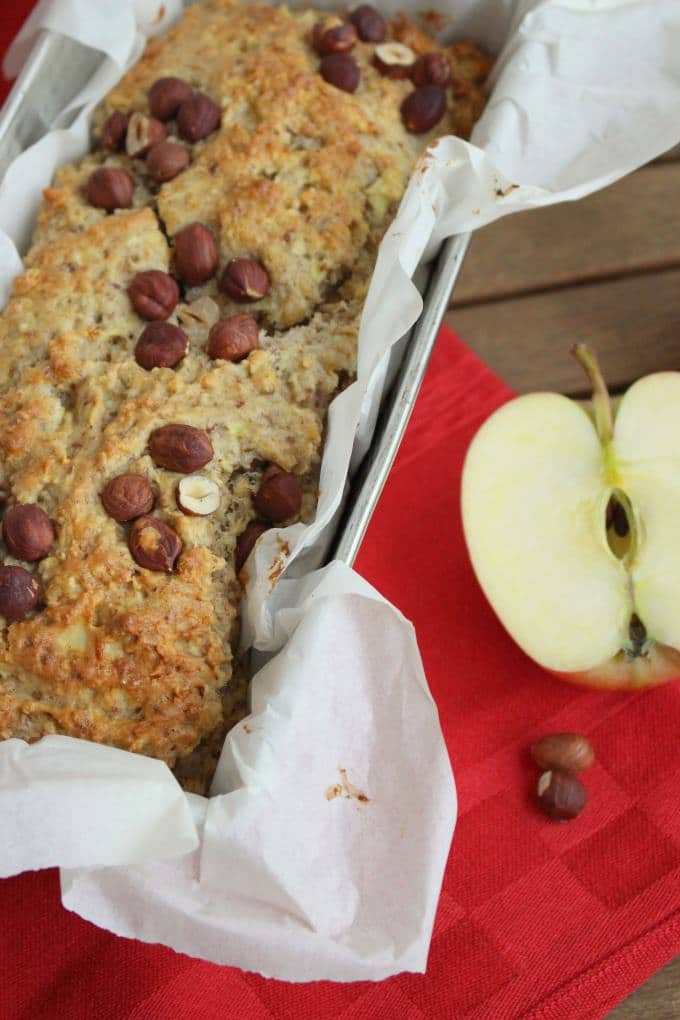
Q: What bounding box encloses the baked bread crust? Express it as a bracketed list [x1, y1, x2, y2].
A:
[0, 1, 490, 789]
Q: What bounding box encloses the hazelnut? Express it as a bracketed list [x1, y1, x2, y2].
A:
[148, 76, 194, 121]
[219, 259, 270, 303]
[312, 16, 342, 46]
[537, 771, 587, 822]
[128, 515, 181, 573]
[253, 465, 302, 522]
[101, 111, 129, 152]
[149, 424, 214, 473]
[146, 141, 190, 184]
[411, 52, 451, 88]
[2, 504, 55, 562]
[319, 53, 360, 93]
[173, 222, 219, 286]
[86, 167, 135, 211]
[135, 322, 188, 371]
[128, 270, 180, 321]
[101, 474, 154, 522]
[349, 5, 386, 42]
[313, 19, 357, 55]
[531, 733, 595, 774]
[400, 85, 447, 133]
[125, 112, 166, 158]
[235, 520, 270, 573]
[176, 296, 220, 333]
[372, 42, 416, 79]
[176, 92, 221, 143]
[0, 565, 41, 621]
[451, 72, 472, 99]
[207, 314, 259, 362]
[177, 475, 220, 516]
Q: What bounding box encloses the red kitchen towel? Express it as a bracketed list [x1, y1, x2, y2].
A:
[1, 8, 680, 1017]
[0, 325, 679, 1020]
[0, 8, 26, 103]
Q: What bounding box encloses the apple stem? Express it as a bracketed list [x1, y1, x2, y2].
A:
[572, 344, 613, 445]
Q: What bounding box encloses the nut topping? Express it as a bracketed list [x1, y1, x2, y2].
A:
[219, 259, 270, 302]
[349, 5, 386, 42]
[451, 72, 472, 99]
[101, 474, 154, 522]
[125, 112, 166, 158]
[0, 565, 41, 621]
[148, 76, 194, 121]
[101, 111, 129, 152]
[174, 223, 219, 286]
[128, 515, 181, 572]
[373, 42, 416, 79]
[128, 270, 180, 321]
[176, 92, 221, 143]
[537, 771, 587, 822]
[531, 733, 595, 774]
[135, 322, 188, 371]
[253, 465, 302, 522]
[235, 520, 270, 573]
[400, 85, 447, 133]
[146, 141, 190, 184]
[312, 16, 342, 47]
[177, 475, 220, 516]
[176, 296, 220, 334]
[313, 19, 357, 55]
[207, 314, 259, 362]
[319, 53, 360, 93]
[86, 168, 135, 211]
[411, 51, 451, 88]
[2, 505, 55, 562]
[149, 424, 214, 473]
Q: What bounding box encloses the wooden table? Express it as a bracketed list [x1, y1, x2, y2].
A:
[446, 153, 680, 1018]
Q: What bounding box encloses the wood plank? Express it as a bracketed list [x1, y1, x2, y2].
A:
[608, 956, 680, 1019]
[446, 268, 680, 395]
[655, 143, 680, 163]
[453, 164, 680, 305]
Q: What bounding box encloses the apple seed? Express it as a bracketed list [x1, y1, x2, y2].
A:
[628, 613, 647, 649]
[612, 500, 629, 537]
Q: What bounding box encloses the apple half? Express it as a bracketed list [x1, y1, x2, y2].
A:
[461, 345, 680, 689]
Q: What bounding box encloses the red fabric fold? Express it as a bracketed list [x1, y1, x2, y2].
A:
[0, 7, 28, 101]
[1, 10, 679, 1015]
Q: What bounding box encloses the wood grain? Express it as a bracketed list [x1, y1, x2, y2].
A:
[655, 143, 680, 163]
[446, 268, 680, 395]
[608, 955, 680, 1018]
[453, 164, 680, 305]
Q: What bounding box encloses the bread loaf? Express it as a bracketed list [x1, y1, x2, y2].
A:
[0, 0, 491, 792]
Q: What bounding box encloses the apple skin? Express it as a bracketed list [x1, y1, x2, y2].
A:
[461, 357, 680, 693]
[553, 642, 680, 691]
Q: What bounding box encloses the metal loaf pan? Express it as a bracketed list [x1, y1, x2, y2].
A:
[0, 25, 470, 567]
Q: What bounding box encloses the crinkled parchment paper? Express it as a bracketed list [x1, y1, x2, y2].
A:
[0, 0, 678, 982]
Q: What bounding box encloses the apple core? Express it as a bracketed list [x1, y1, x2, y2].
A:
[461, 344, 680, 690]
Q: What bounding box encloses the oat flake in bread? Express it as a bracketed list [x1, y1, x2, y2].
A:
[0, 1, 491, 793]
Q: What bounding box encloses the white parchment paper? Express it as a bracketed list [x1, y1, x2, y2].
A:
[0, 0, 679, 981]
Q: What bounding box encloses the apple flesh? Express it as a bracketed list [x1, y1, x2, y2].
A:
[461, 346, 680, 690]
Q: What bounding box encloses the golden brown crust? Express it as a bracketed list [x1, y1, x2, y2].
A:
[0, 2, 491, 789]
